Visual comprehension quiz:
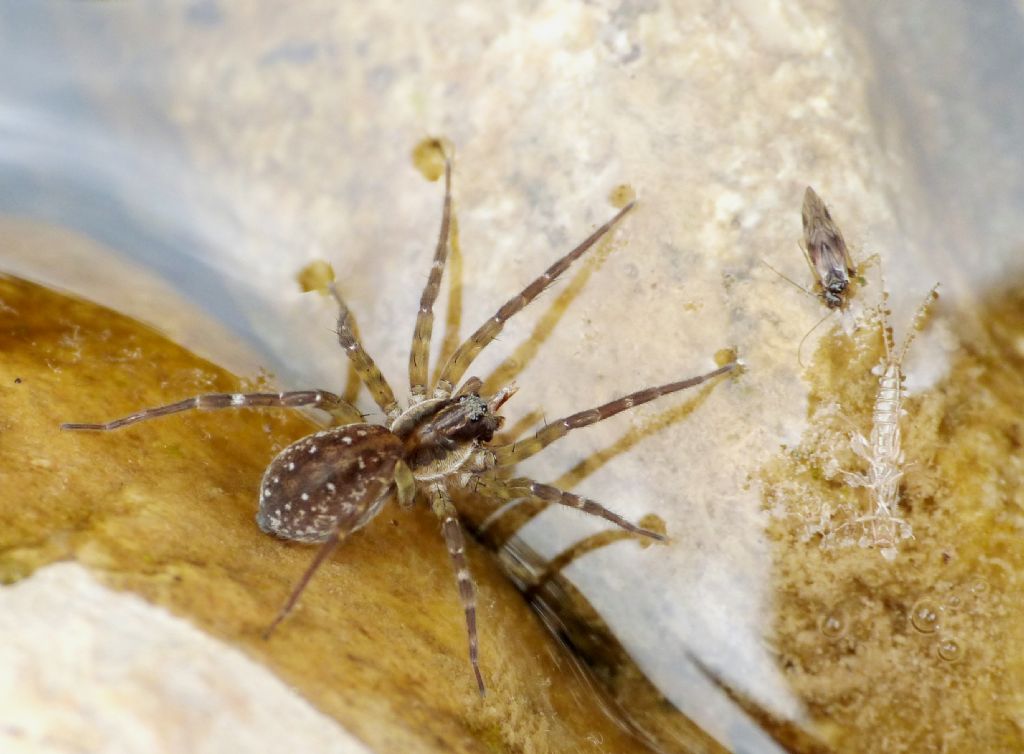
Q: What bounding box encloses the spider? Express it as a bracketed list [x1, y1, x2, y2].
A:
[62, 140, 736, 695]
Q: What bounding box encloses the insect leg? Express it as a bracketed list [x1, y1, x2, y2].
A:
[409, 142, 453, 401]
[479, 476, 665, 541]
[262, 528, 346, 639]
[433, 202, 635, 398]
[328, 282, 401, 420]
[61, 390, 358, 431]
[428, 483, 485, 696]
[491, 362, 735, 467]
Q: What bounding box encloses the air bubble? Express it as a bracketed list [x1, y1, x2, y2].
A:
[819, 608, 846, 639]
[910, 600, 940, 633]
[937, 637, 962, 662]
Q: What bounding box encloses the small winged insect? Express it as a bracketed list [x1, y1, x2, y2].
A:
[800, 186, 857, 309]
[765, 187, 868, 364]
[838, 285, 939, 558]
[62, 140, 736, 695]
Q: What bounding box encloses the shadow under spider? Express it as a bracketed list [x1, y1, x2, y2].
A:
[491, 531, 728, 754]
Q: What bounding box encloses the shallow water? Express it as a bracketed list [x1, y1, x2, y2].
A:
[2, 2, 1024, 753]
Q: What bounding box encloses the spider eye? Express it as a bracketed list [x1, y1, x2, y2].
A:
[460, 394, 487, 422]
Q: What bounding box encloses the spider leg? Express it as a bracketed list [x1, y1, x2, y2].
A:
[477, 476, 665, 541]
[433, 202, 635, 398]
[61, 390, 360, 431]
[427, 482, 485, 696]
[409, 143, 453, 401]
[262, 527, 346, 639]
[491, 362, 735, 467]
[328, 282, 401, 420]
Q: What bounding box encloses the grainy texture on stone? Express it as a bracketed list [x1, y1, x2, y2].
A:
[0, 563, 372, 754]
[0, 274, 665, 753]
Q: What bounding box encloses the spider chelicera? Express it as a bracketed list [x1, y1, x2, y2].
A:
[62, 140, 736, 695]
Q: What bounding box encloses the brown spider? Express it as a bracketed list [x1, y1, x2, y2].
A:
[62, 141, 736, 695]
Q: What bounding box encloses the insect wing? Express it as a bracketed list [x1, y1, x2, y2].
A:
[802, 187, 855, 295]
[257, 424, 403, 542]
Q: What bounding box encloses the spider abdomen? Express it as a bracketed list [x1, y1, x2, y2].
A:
[257, 424, 403, 543]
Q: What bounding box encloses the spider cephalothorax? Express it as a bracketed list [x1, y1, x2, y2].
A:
[399, 386, 506, 453]
[63, 139, 735, 695]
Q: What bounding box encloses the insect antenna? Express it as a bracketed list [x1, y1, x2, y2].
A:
[796, 310, 835, 368]
[761, 255, 815, 299]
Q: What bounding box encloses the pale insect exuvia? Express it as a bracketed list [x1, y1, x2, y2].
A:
[837, 284, 940, 559]
[62, 140, 737, 695]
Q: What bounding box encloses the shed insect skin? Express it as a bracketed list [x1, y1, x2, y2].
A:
[801, 186, 857, 310]
[839, 285, 940, 555]
[62, 140, 737, 696]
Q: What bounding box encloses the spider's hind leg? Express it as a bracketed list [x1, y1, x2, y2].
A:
[61, 390, 358, 431]
[263, 528, 346, 639]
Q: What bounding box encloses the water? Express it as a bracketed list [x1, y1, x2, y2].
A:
[2, 2, 1024, 752]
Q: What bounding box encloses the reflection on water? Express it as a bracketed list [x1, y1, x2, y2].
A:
[0, 5, 262, 362]
[3, 2, 1024, 753]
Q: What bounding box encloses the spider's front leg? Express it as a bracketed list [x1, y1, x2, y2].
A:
[490, 362, 736, 467]
[328, 284, 403, 421]
[433, 202, 636, 398]
[61, 389, 361, 431]
[408, 139, 453, 401]
[475, 475, 665, 542]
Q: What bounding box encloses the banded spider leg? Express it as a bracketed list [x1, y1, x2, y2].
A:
[61, 389, 363, 431]
[63, 139, 737, 695]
